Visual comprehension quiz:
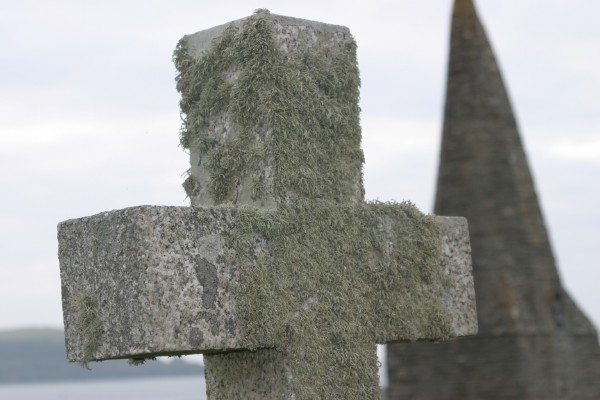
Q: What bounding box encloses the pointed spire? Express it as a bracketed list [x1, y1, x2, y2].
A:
[450, 0, 478, 38]
[436, 0, 565, 335]
[386, 1, 600, 398]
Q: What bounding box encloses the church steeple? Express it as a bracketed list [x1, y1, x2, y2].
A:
[436, 0, 563, 335]
[387, 1, 600, 398]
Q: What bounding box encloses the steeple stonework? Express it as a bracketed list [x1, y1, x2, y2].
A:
[386, 0, 600, 398]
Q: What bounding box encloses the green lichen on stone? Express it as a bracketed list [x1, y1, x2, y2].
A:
[58, 241, 68, 260]
[72, 291, 103, 369]
[182, 169, 201, 200]
[223, 200, 451, 398]
[174, 9, 364, 205]
[181, 307, 193, 322]
[90, 235, 101, 256]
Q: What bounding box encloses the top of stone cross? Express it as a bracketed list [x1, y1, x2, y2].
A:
[183, 11, 350, 57]
[175, 10, 364, 208]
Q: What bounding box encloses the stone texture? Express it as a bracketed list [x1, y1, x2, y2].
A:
[184, 14, 350, 57]
[386, 0, 600, 398]
[183, 13, 362, 209]
[436, 217, 477, 337]
[59, 206, 475, 361]
[59, 206, 241, 361]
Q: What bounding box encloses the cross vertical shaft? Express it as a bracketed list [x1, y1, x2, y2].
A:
[176, 13, 369, 397]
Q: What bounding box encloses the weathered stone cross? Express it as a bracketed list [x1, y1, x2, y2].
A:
[58, 11, 477, 399]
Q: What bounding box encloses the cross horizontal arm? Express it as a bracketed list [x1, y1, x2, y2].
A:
[59, 206, 243, 362]
[422, 216, 477, 338]
[58, 205, 476, 363]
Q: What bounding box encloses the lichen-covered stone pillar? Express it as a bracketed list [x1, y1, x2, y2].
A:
[174, 11, 368, 397]
[176, 10, 364, 208]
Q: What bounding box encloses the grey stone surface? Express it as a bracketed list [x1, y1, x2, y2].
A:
[59, 207, 475, 361]
[437, 217, 477, 337]
[59, 206, 241, 360]
[59, 10, 477, 399]
[184, 14, 350, 57]
[386, 0, 600, 398]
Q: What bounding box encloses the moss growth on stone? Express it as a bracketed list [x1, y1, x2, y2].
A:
[72, 291, 103, 369]
[182, 169, 201, 200]
[90, 235, 101, 256]
[174, 10, 452, 399]
[58, 241, 68, 259]
[128, 356, 156, 366]
[226, 200, 451, 398]
[174, 9, 364, 205]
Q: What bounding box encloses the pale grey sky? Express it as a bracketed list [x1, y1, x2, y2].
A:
[1, 0, 598, 335]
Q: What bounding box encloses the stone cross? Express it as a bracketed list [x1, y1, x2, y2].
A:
[58, 11, 477, 399]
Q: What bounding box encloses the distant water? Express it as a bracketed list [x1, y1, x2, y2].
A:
[0, 376, 206, 400]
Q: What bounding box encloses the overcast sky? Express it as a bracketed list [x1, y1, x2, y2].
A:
[1, 0, 598, 335]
